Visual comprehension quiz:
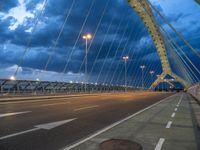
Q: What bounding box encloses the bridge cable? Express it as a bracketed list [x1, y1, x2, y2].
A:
[61, 0, 96, 80]
[43, 0, 76, 72]
[13, 0, 48, 78]
[74, 0, 112, 83]
[146, 0, 200, 59]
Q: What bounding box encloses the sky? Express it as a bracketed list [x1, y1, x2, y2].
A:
[0, 0, 199, 88]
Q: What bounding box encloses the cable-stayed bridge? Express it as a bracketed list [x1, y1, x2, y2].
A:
[0, 0, 200, 150]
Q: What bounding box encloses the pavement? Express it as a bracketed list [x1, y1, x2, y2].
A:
[0, 92, 172, 150]
[64, 92, 200, 150]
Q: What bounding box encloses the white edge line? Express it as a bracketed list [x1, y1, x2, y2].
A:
[166, 121, 172, 129]
[61, 94, 177, 150]
[171, 112, 176, 118]
[154, 138, 165, 150]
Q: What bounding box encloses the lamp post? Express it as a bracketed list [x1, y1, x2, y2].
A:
[82, 33, 92, 93]
[123, 56, 129, 92]
[149, 70, 155, 84]
[140, 65, 146, 90]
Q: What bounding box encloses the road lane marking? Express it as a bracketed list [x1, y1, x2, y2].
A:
[74, 105, 99, 111]
[155, 138, 165, 150]
[62, 94, 176, 150]
[176, 93, 183, 107]
[166, 121, 172, 128]
[0, 111, 31, 118]
[174, 108, 178, 111]
[41, 102, 70, 107]
[171, 112, 176, 118]
[0, 118, 76, 140]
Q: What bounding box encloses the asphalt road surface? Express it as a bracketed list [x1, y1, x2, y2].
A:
[0, 92, 173, 150]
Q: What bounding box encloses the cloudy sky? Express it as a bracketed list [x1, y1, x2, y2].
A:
[0, 0, 199, 88]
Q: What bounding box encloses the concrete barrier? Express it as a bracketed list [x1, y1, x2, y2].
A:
[188, 82, 200, 101]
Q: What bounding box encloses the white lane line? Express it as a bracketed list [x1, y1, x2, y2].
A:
[0, 118, 76, 140]
[155, 138, 165, 150]
[176, 93, 183, 107]
[166, 121, 172, 129]
[41, 102, 70, 107]
[171, 112, 176, 118]
[62, 94, 176, 150]
[74, 105, 99, 111]
[174, 108, 178, 111]
[0, 111, 31, 118]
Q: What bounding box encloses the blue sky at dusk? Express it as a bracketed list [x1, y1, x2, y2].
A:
[0, 0, 199, 87]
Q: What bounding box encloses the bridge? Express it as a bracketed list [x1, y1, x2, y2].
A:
[0, 0, 200, 150]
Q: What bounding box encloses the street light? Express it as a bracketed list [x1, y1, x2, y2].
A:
[140, 65, 146, 90]
[123, 55, 129, 92]
[10, 75, 16, 81]
[82, 33, 92, 93]
[149, 70, 155, 84]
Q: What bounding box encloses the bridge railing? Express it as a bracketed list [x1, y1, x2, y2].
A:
[188, 82, 200, 101]
[0, 79, 139, 96]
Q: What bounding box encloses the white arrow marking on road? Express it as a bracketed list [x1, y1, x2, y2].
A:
[0, 111, 31, 118]
[0, 118, 76, 140]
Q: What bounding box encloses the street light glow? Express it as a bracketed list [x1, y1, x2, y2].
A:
[140, 65, 145, 69]
[82, 33, 92, 40]
[150, 70, 155, 74]
[10, 75, 16, 81]
[122, 55, 129, 60]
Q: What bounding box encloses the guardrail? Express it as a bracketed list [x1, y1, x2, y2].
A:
[0, 79, 139, 97]
[188, 82, 200, 101]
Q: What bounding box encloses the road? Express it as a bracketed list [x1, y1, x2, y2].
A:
[0, 92, 173, 150]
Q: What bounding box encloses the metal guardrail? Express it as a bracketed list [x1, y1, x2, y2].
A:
[0, 79, 138, 96]
[188, 82, 200, 101]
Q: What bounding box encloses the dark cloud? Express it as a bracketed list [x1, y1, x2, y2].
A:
[0, 0, 199, 87]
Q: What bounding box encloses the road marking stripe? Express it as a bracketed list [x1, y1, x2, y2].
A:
[0, 118, 77, 140]
[74, 105, 99, 111]
[171, 112, 176, 118]
[174, 108, 178, 111]
[41, 102, 70, 107]
[0, 111, 31, 118]
[155, 138, 165, 150]
[62, 94, 176, 150]
[176, 93, 183, 107]
[166, 121, 172, 128]
[0, 128, 39, 140]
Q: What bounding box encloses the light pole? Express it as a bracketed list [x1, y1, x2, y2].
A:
[123, 56, 129, 92]
[149, 70, 155, 84]
[82, 33, 92, 93]
[156, 74, 160, 91]
[140, 65, 146, 90]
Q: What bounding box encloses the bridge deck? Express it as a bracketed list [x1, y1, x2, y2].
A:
[65, 93, 200, 150]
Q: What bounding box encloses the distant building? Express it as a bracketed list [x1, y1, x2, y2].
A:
[195, 0, 200, 4]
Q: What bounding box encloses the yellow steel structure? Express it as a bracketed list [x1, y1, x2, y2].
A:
[128, 0, 189, 89]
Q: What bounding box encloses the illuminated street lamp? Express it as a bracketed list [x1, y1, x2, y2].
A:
[140, 65, 146, 90]
[123, 55, 129, 92]
[149, 70, 155, 84]
[82, 33, 92, 92]
[10, 75, 16, 81]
